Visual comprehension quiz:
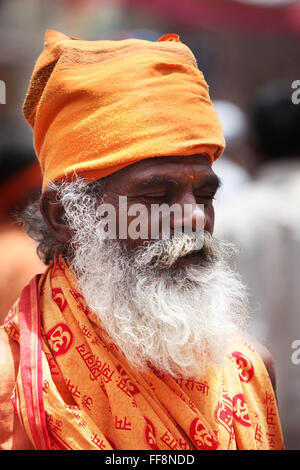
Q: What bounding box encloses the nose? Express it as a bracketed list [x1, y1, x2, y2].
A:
[171, 194, 206, 234]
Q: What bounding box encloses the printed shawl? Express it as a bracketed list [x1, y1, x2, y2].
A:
[4, 256, 284, 450]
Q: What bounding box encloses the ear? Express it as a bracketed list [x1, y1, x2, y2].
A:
[40, 187, 71, 243]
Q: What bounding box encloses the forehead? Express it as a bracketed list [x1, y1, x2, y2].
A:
[106, 154, 217, 188]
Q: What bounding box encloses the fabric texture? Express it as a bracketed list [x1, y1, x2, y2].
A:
[23, 30, 225, 190]
[4, 256, 283, 450]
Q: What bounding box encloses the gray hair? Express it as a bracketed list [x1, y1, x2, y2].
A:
[20, 177, 107, 265]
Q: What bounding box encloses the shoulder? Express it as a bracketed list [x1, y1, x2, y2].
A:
[241, 332, 276, 395]
[0, 326, 34, 450]
[0, 326, 19, 449]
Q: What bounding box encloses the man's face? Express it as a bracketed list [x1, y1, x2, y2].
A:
[100, 154, 220, 265]
[45, 156, 247, 378]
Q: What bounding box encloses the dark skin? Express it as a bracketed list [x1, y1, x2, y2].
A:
[40, 154, 221, 267]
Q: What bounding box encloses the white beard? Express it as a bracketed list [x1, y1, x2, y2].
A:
[60, 180, 249, 379]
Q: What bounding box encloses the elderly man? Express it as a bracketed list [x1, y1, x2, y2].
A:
[0, 30, 283, 450]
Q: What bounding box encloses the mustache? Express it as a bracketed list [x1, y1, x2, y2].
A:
[131, 231, 235, 269]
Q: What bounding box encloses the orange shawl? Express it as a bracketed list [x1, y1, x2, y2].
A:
[4, 256, 284, 450]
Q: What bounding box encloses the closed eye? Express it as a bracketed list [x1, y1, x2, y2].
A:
[195, 194, 216, 202]
[141, 194, 168, 201]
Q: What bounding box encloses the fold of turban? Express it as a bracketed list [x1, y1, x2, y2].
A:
[23, 30, 225, 190]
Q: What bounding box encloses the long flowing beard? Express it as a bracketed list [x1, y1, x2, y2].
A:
[60, 182, 249, 379]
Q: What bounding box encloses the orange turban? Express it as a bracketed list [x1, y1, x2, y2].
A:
[23, 30, 225, 190]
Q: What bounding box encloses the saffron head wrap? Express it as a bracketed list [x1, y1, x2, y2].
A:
[23, 30, 225, 190]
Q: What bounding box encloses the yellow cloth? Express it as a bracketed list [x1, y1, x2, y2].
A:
[23, 30, 225, 191]
[4, 256, 283, 449]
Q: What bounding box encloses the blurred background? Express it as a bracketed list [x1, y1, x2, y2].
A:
[0, 0, 299, 450]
